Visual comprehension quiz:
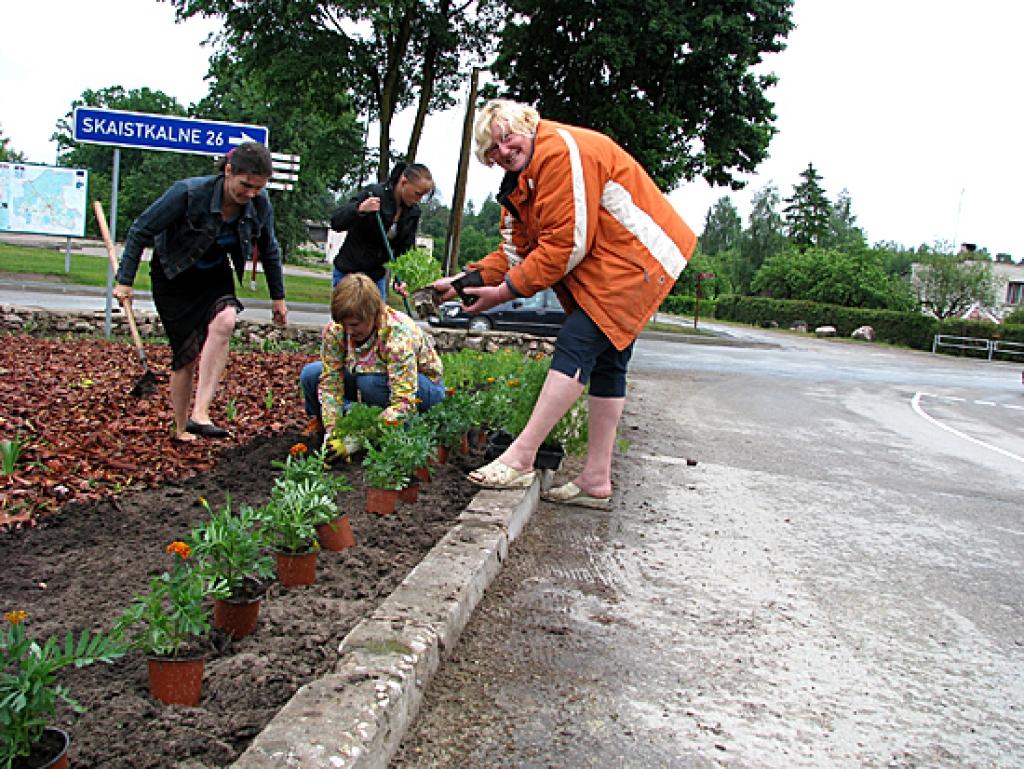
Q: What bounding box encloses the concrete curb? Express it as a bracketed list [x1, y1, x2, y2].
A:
[232, 474, 550, 768]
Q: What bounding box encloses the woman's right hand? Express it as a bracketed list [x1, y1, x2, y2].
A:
[358, 196, 381, 213]
[112, 284, 134, 303]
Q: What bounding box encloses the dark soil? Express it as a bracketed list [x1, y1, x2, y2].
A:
[2, 430, 483, 768]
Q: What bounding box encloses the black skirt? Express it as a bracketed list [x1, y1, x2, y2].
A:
[150, 252, 243, 371]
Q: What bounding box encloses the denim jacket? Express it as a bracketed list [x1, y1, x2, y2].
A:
[116, 174, 286, 300]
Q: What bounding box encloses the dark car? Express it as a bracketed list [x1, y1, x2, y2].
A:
[428, 287, 567, 337]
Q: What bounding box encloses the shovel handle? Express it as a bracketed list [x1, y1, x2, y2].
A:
[93, 201, 149, 366]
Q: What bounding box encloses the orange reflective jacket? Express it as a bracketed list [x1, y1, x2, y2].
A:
[472, 120, 696, 350]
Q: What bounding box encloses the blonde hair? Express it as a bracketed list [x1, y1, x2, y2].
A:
[331, 273, 385, 327]
[473, 99, 541, 166]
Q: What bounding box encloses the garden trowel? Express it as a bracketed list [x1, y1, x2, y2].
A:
[93, 201, 158, 397]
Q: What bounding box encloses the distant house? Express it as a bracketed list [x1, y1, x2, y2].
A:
[991, 260, 1024, 318]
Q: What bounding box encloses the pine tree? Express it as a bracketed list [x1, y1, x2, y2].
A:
[783, 163, 832, 248]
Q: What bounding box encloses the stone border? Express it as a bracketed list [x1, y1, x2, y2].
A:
[233, 475, 550, 768]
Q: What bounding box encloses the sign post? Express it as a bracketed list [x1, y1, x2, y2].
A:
[73, 107, 270, 335]
[694, 272, 716, 329]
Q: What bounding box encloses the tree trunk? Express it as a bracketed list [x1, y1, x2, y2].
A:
[378, 6, 417, 181]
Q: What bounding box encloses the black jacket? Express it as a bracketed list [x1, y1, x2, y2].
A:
[330, 165, 421, 282]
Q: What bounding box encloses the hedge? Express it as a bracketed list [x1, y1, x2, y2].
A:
[711, 295, 1024, 358]
[658, 294, 717, 318]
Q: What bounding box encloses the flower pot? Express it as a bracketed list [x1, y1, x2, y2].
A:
[484, 430, 515, 462]
[16, 726, 70, 769]
[213, 595, 262, 639]
[535, 442, 566, 471]
[275, 550, 318, 587]
[147, 655, 205, 707]
[398, 480, 420, 504]
[414, 466, 431, 484]
[461, 433, 470, 454]
[431, 445, 451, 465]
[316, 515, 356, 552]
[367, 486, 400, 514]
[478, 430, 488, 446]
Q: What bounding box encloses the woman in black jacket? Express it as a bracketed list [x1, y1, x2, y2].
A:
[330, 162, 434, 295]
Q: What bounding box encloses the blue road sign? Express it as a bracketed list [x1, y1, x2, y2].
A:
[73, 107, 269, 156]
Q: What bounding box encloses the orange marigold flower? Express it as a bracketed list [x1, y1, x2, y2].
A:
[384, 419, 400, 426]
[166, 541, 191, 560]
[506, 379, 520, 387]
[445, 388, 455, 396]
[4, 610, 28, 625]
[290, 443, 308, 456]
[486, 377, 495, 383]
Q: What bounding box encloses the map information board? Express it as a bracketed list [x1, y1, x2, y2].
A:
[0, 163, 89, 237]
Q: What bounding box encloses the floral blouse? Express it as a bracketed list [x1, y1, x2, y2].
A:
[319, 305, 443, 433]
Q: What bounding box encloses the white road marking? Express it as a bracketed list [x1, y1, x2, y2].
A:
[1004, 404, 1024, 411]
[975, 400, 996, 406]
[911, 392, 1024, 464]
[944, 396, 965, 402]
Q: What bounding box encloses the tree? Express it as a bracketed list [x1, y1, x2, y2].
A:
[169, 0, 499, 181]
[752, 245, 916, 310]
[0, 122, 26, 162]
[783, 162, 831, 248]
[486, 0, 795, 191]
[826, 188, 866, 250]
[912, 252, 1000, 320]
[701, 196, 742, 256]
[733, 183, 787, 293]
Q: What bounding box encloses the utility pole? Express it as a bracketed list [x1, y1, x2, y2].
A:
[444, 67, 480, 277]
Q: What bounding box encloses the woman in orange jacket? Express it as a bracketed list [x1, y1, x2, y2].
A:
[434, 99, 697, 506]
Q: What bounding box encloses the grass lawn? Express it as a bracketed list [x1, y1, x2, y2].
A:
[0, 242, 335, 305]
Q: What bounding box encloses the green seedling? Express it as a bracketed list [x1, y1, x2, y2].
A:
[0, 432, 28, 476]
[264, 386, 274, 411]
[224, 399, 238, 421]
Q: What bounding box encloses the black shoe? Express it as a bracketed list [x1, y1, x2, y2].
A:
[185, 419, 229, 438]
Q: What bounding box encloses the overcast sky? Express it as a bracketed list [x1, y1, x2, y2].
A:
[2, 0, 1021, 258]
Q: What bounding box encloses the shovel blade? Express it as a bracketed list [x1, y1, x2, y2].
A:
[129, 370, 158, 398]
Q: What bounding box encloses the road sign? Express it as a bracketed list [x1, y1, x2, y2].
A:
[73, 107, 269, 157]
[267, 152, 300, 192]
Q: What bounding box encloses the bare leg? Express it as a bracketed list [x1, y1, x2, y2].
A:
[190, 306, 237, 424]
[571, 395, 625, 498]
[485, 369, 585, 474]
[170, 362, 197, 441]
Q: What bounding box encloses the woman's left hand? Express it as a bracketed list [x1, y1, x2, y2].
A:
[271, 299, 288, 326]
[393, 280, 409, 298]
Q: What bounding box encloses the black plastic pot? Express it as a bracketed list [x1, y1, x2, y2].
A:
[484, 430, 515, 461]
[535, 442, 565, 471]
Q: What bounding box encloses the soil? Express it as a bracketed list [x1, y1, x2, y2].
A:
[0, 335, 484, 768]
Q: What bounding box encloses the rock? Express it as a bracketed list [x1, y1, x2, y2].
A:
[790, 320, 808, 333]
[814, 325, 837, 337]
[851, 325, 875, 341]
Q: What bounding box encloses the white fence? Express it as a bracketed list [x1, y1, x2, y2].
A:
[932, 335, 1024, 360]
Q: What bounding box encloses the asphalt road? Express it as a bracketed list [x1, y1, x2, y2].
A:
[393, 326, 1024, 768]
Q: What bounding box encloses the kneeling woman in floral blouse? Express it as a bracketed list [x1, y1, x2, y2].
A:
[300, 273, 445, 437]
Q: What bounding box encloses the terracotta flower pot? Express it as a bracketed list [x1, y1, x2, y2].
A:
[213, 595, 262, 639]
[20, 726, 70, 769]
[431, 445, 451, 465]
[147, 656, 205, 706]
[275, 550, 318, 587]
[414, 466, 431, 484]
[367, 486, 400, 514]
[398, 481, 420, 504]
[461, 433, 470, 454]
[316, 515, 356, 552]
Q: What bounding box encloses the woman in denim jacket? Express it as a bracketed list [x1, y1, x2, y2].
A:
[113, 142, 288, 442]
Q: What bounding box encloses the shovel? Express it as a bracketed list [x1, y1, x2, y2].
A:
[93, 200, 158, 397]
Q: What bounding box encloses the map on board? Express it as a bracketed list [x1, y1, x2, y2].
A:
[0, 163, 89, 237]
